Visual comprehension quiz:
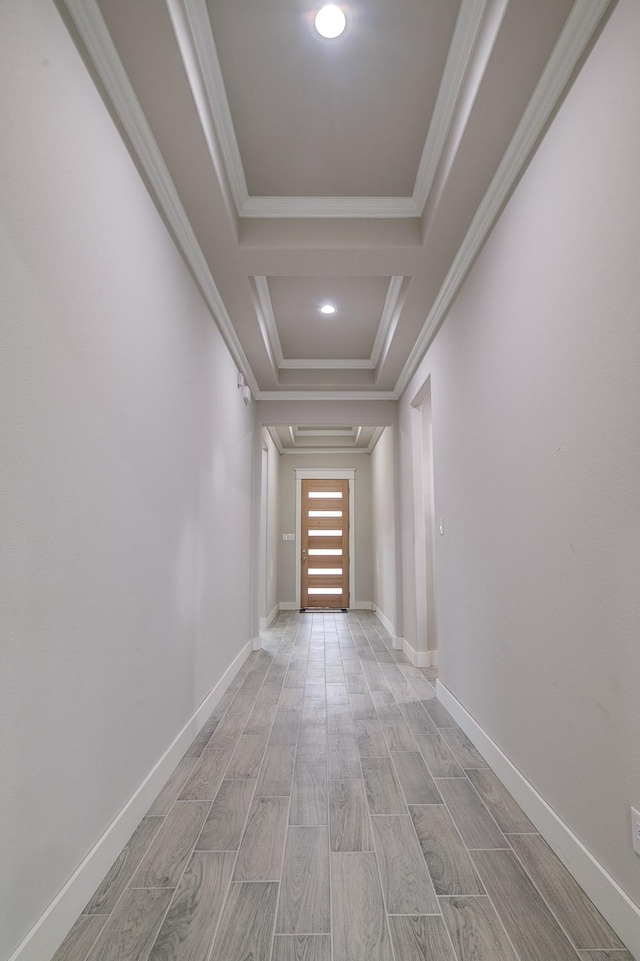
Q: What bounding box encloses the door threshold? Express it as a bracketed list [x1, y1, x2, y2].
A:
[300, 608, 348, 613]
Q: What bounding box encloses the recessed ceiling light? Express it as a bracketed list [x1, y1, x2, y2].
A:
[314, 5, 346, 39]
[320, 304, 336, 315]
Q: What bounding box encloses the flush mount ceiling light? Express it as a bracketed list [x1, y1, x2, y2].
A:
[320, 304, 336, 315]
[314, 4, 346, 39]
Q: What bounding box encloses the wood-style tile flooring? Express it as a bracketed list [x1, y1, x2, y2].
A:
[54, 612, 634, 961]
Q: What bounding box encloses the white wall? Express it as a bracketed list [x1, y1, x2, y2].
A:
[0, 2, 256, 957]
[277, 454, 372, 608]
[399, 0, 640, 928]
[260, 429, 280, 624]
[370, 428, 397, 632]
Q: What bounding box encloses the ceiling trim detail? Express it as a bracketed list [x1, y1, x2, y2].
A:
[171, 0, 496, 220]
[241, 197, 420, 220]
[412, 0, 491, 211]
[63, 0, 260, 397]
[253, 276, 404, 375]
[283, 448, 370, 455]
[169, 0, 249, 213]
[370, 276, 405, 369]
[367, 427, 386, 454]
[279, 359, 376, 370]
[266, 426, 284, 454]
[394, 0, 614, 399]
[256, 391, 398, 401]
[253, 276, 284, 374]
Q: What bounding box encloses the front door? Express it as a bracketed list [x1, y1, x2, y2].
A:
[300, 478, 350, 609]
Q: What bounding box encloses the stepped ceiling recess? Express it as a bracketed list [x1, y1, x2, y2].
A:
[63, 0, 610, 408]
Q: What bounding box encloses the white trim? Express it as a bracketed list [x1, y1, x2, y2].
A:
[266, 426, 284, 455]
[282, 448, 370, 455]
[351, 601, 373, 611]
[253, 276, 284, 371]
[278, 601, 298, 611]
[370, 276, 405, 370]
[251, 636, 262, 650]
[294, 469, 357, 479]
[254, 275, 403, 375]
[372, 605, 396, 638]
[279, 359, 376, 370]
[172, 0, 249, 214]
[412, 0, 491, 211]
[9, 639, 253, 961]
[295, 470, 356, 610]
[436, 681, 640, 959]
[259, 603, 280, 630]
[396, 636, 431, 668]
[62, 0, 260, 399]
[366, 426, 386, 454]
[395, 0, 615, 398]
[167, 0, 497, 223]
[256, 391, 398, 401]
[295, 428, 357, 438]
[241, 196, 420, 220]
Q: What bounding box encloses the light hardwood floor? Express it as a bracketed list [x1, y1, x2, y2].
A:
[53, 612, 634, 961]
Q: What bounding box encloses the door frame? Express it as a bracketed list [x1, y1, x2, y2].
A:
[410, 377, 438, 665]
[295, 468, 355, 610]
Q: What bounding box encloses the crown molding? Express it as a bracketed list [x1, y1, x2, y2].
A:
[266, 425, 285, 454]
[171, 0, 498, 222]
[412, 0, 491, 212]
[169, 0, 504, 222]
[253, 276, 284, 373]
[254, 275, 403, 375]
[370, 276, 405, 368]
[395, 0, 614, 399]
[366, 426, 386, 453]
[282, 448, 370, 455]
[240, 196, 421, 219]
[62, 0, 259, 398]
[279, 359, 375, 370]
[295, 428, 358, 437]
[174, 0, 249, 214]
[256, 391, 398, 401]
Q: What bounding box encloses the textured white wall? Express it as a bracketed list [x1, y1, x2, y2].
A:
[277, 454, 373, 607]
[0, 2, 255, 957]
[370, 428, 397, 631]
[400, 0, 640, 911]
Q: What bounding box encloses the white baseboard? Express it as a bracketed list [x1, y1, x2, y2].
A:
[278, 601, 298, 611]
[10, 639, 254, 961]
[351, 601, 372, 610]
[252, 636, 262, 650]
[436, 681, 640, 959]
[371, 605, 395, 638]
[396, 636, 432, 668]
[259, 603, 279, 630]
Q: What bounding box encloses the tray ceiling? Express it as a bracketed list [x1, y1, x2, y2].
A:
[63, 0, 611, 399]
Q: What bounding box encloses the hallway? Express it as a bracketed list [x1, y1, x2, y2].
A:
[53, 612, 631, 961]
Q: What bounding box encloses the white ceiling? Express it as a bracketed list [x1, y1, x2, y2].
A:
[63, 0, 611, 408]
